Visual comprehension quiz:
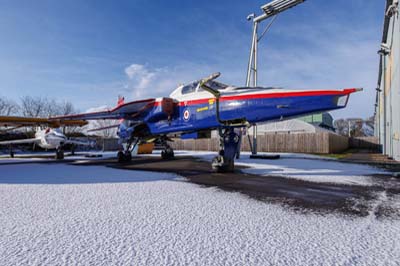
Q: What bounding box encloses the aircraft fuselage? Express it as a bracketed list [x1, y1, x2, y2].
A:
[121, 87, 355, 138]
[35, 128, 67, 149]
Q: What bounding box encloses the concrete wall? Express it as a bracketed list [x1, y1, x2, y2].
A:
[376, 1, 400, 161]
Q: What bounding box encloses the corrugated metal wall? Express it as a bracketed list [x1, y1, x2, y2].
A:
[376, 1, 400, 161]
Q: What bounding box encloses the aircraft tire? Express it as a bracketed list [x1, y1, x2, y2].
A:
[56, 149, 64, 160]
[125, 152, 132, 162]
[117, 151, 125, 163]
[212, 156, 234, 173]
[161, 148, 174, 160]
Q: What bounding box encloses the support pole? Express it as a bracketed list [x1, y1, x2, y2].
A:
[245, 1, 305, 156]
[382, 53, 387, 155]
[252, 124, 257, 155]
[254, 22, 258, 87]
[246, 22, 258, 87]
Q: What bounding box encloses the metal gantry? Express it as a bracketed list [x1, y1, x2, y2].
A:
[245, 0, 306, 155]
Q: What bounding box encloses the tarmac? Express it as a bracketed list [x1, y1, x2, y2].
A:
[73, 155, 400, 218]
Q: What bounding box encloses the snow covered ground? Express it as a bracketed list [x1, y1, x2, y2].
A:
[0, 152, 399, 265]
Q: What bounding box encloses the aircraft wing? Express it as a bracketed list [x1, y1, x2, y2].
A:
[50, 98, 156, 121]
[0, 138, 40, 145]
[0, 116, 88, 128]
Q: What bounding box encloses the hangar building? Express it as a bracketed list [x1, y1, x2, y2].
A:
[375, 0, 400, 161]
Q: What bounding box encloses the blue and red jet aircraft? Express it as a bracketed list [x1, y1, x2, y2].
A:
[52, 73, 361, 171]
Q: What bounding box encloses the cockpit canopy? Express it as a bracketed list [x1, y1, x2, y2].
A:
[169, 80, 230, 98]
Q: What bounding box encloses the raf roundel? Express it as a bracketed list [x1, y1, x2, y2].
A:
[183, 109, 190, 121]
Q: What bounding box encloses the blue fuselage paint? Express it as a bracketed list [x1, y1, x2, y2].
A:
[140, 94, 342, 136]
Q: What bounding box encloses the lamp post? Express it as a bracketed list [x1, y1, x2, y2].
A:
[245, 0, 306, 155]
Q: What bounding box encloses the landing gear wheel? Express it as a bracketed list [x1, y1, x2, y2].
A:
[55, 148, 64, 160]
[117, 151, 125, 163]
[212, 155, 234, 173]
[124, 151, 132, 162]
[71, 145, 75, 156]
[117, 151, 132, 163]
[161, 148, 174, 160]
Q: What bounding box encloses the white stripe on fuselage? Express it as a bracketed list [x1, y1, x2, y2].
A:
[168, 85, 346, 102]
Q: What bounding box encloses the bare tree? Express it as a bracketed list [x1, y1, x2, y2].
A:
[20, 96, 48, 117]
[58, 101, 84, 135]
[90, 120, 118, 138]
[334, 117, 375, 137]
[0, 98, 19, 116]
[334, 119, 348, 136]
[60, 101, 75, 115]
[19, 96, 85, 134]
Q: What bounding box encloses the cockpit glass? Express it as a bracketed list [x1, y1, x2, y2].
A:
[197, 80, 229, 92]
[207, 80, 228, 90]
[181, 82, 199, 95]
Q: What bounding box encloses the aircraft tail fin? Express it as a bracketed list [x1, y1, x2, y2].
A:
[117, 96, 125, 106]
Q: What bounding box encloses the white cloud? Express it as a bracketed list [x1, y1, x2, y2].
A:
[124, 64, 156, 90]
[123, 63, 216, 99]
[85, 105, 109, 113]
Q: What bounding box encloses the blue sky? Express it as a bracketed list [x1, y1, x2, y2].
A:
[0, 0, 385, 118]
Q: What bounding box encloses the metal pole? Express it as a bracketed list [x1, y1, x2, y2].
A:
[252, 22, 259, 154]
[390, 79, 393, 158]
[382, 53, 387, 155]
[254, 22, 258, 87]
[246, 22, 258, 87]
[252, 124, 257, 155]
[376, 89, 380, 139]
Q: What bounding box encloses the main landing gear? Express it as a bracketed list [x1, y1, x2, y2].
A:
[160, 136, 174, 160]
[212, 128, 241, 173]
[116, 136, 175, 163]
[117, 139, 138, 163]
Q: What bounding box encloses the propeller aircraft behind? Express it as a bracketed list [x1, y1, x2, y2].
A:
[0, 116, 91, 159]
[50, 72, 361, 171]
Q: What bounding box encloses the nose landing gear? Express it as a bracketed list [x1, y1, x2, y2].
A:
[212, 128, 241, 172]
[161, 146, 174, 160]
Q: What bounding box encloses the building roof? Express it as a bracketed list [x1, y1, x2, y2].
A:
[254, 119, 329, 134]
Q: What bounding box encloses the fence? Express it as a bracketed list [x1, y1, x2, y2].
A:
[349, 137, 381, 151]
[170, 132, 350, 154]
[95, 135, 382, 154]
